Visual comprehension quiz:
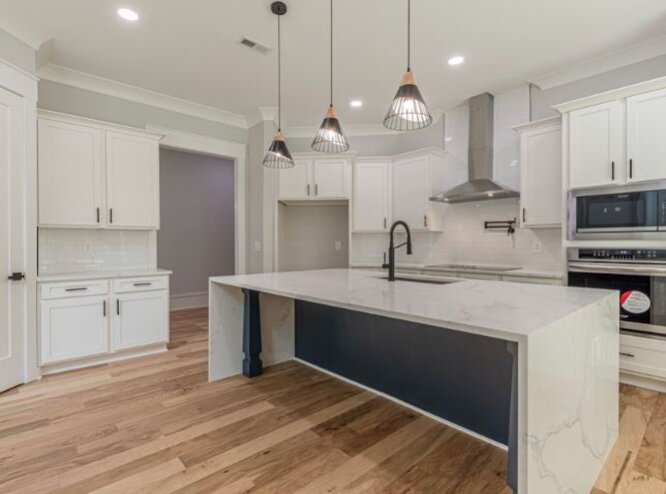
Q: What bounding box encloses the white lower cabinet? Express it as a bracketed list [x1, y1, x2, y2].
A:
[113, 291, 168, 351]
[620, 334, 666, 381]
[39, 275, 169, 369]
[40, 295, 109, 365]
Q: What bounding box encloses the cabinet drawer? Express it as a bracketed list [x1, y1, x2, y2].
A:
[41, 280, 109, 300]
[620, 334, 666, 380]
[113, 276, 168, 293]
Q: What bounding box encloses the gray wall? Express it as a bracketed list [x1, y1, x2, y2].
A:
[278, 204, 349, 271]
[531, 54, 666, 119]
[0, 28, 35, 74]
[38, 81, 248, 143]
[157, 148, 235, 296]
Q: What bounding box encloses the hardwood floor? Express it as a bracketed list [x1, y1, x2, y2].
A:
[0, 307, 663, 493]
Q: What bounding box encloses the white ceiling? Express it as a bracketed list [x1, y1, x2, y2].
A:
[3, 0, 666, 127]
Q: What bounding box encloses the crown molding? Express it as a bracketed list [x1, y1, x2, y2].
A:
[38, 63, 248, 128]
[529, 34, 666, 90]
[0, 4, 51, 50]
[258, 107, 278, 122]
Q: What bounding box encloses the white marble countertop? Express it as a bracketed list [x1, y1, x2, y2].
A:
[350, 262, 564, 279]
[37, 268, 172, 282]
[210, 269, 613, 339]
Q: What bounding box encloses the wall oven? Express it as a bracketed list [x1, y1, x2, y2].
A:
[573, 189, 666, 240]
[568, 248, 666, 337]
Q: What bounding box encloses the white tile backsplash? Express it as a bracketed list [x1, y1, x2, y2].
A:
[39, 228, 155, 275]
[352, 198, 564, 271]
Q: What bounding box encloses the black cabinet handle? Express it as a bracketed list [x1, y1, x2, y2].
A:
[383, 218, 387, 229]
[133, 282, 152, 287]
[7, 272, 25, 281]
[103, 300, 106, 317]
[96, 207, 100, 223]
[424, 215, 428, 228]
[522, 208, 526, 223]
[611, 161, 615, 181]
[629, 159, 633, 179]
[65, 287, 88, 292]
[116, 299, 120, 315]
[109, 208, 113, 224]
[307, 184, 310, 196]
[315, 184, 318, 196]
[620, 352, 635, 358]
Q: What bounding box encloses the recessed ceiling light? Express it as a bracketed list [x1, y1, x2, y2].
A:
[117, 8, 139, 21]
[448, 55, 465, 66]
[350, 100, 363, 108]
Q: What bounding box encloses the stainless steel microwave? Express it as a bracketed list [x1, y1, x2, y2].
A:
[573, 189, 666, 240]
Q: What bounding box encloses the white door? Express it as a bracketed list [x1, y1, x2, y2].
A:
[113, 291, 168, 351]
[393, 156, 429, 230]
[627, 88, 666, 183]
[353, 162, 390, 231]
[0, 87, 26, 392]
[39, 296, 109, 364]
[569, 101, 624, 189]
[278, 159, 311, 199]
[520, 124, 562, 227]
[312, 159, 347, 198]
[38, 119, 105, 227]
[106, 131, 159, 228]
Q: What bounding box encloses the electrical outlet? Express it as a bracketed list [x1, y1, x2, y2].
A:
[334, 241, 342, 251]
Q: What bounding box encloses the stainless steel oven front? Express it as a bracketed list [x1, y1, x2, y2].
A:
[568, 248, 666, 337]
[572, 188, 666, 240]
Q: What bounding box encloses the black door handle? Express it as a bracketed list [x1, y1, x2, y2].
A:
[8, 272, 25, 281]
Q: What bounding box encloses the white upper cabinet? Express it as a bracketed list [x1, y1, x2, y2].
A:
[278, 156, 350, 201]
[38, 119, 105, 227]
[313, 159, 347, 198]
[627, 88, 666, 184]
[353, 161, 391, 232]
[569, 101, 624, 189]
[106, 131, 160, 229]
[278, 159, 311, 199]
[516, 118, 562, 228]
[37, 112, 161, 229]
[393, 155, 432, 230]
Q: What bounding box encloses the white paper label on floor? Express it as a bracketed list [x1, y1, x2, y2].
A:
[620, 290, 651, 314]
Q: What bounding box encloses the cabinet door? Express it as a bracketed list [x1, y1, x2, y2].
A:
[627, 88, 666, 183]
[353, 162, 390, 231]
[569, 101, 624, 189]
[312, 159, 348, 198]
[38, 119, 104, 227]
[106, 131, 159, 229]
[40, 296, 109, 364]
[113, 291, 168, 351]
[278, 159, 311, 199]
[520, 124, 562, 227]
[393, 156, 429, 230]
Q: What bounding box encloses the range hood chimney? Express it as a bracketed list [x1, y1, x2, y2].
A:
[430, 92, 519, 204]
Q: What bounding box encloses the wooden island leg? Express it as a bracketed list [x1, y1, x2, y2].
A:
[242, 289, 263, 377]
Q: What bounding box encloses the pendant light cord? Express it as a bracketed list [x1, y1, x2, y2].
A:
[407, 0, 411, 72]
[277, 13, 282, 131]
[330, 0, 333, 107]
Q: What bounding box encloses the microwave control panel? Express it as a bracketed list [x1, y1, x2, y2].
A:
[578, 249, 666, 261]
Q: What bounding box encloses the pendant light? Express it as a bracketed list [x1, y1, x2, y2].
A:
[263, 1, 294, 168]
[383, 0, 433, 131]
[311, 0, 349, 153]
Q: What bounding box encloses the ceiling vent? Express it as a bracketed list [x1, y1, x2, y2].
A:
[240, 37, 270, 54]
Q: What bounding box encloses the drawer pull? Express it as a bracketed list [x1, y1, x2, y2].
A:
[116, 299, 120, 315]
[620, 352, 635, 358]
[133, 282, 152, 287]
[65, 287, 88, 292]
[103, 300, 106, 317]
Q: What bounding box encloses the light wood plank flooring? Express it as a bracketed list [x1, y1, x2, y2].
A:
[0, 307, 663, 493]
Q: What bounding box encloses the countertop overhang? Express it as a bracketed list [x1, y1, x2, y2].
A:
[210, 269, 614, 339]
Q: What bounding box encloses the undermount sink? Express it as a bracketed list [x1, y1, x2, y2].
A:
[380, 276, 458, 285]
[425, 264, 520, 273]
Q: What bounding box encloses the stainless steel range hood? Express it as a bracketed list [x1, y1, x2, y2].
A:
[430, 93, 519, 204]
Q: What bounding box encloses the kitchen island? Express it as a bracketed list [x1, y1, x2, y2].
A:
[209, 269, 618, 494]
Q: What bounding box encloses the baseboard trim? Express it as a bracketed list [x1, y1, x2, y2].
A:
[621, 371, 666, 393]
[41, 344, 168, 376]
[293, 357, 508, 452]
[170, 291, 208, 310]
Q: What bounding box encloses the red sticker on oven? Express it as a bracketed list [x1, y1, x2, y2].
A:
[620, 290, 651, 314]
